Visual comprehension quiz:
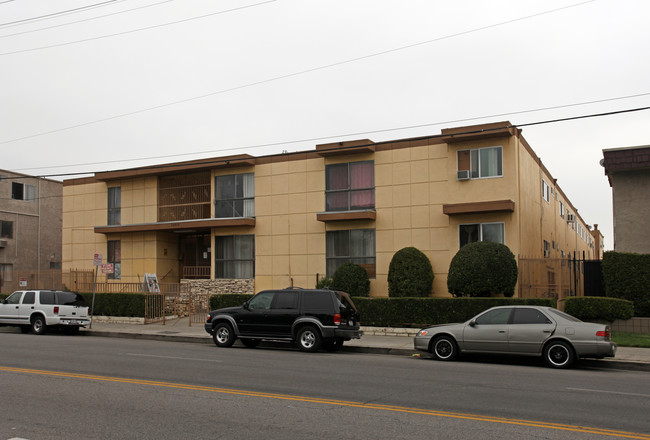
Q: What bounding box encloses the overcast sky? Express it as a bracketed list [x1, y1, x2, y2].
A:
[2, 0, 650, 250]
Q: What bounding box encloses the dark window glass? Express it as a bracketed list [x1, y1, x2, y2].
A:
[5, 291, 22, 304]
[108, 240, 121, 280]
[39, 291, 55, 305]
[475, 308, 512, 325]
[302, 292, 334, 313]
[55, 291, 88, 306]
[108, 187, 121, 225]
[272, 291, 299, 310]
[512, 308, 551, 324]
[326, 229, 375, 277]
[215, 235, 255, 279]
[248, 291, 274, 310]
[214, 173, 254, 218]
[325, 161, 374, 211]
[11, 182, 23, 200]
[1, 221, 13, 239]
[22, 291, 35, 304]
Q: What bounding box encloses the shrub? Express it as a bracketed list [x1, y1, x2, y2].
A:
[601, 251, 650, 317]
[209, 293, 254, 310]
[564, 297, 634, 322]
[315, 276, 333, 289]
[447, 241, 518, 297]
[331, 263, 370, 297]
[387, 247, 434, 297]
[79, 293, 145, 317]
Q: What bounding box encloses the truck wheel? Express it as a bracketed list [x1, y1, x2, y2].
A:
[213, 322, 236, 347]
[296, 326, 321, 353]
[31, 315, 47, 335]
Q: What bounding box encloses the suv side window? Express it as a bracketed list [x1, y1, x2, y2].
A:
[40, 291, 55, 305]
[302, 291, 334, 313]
[55, 291, 87, 306]
[248, 291, 275, 310]
[272, 291, 298, 310]
[22, 291, 36, 304]
[4, 291, 22, 305]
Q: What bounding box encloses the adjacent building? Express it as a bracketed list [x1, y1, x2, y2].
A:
[62, 121, 598, 297]
[0, 170, 62, 292]
[602, 145, 650, 254]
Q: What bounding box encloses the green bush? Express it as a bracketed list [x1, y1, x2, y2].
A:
[209, 294, 254, 310]
[331, 263, 370, 297]
[0, 293, 8, 302]
[564, 297, 634, 322]
[80, 293, 146, 317]
[353, 297, 556, 327]
[315, 276, 333, 289]
[387, 247, 434, 297]
[602, 251, 650, 317]
[447, 242, 518, 297]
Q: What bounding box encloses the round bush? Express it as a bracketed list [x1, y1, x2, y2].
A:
[387, 247, 434, 297]
[331, 263, 370, 297]
[315, 276, 333, 289]
[447, 242, 518, 297]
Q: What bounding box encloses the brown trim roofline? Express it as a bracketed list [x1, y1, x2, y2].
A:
[94, 218, 255, 234]
[443, 200, 515, 215]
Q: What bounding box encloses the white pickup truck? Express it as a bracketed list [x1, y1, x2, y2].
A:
[0, 290, 90, 335]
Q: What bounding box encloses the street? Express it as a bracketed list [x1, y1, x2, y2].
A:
[1, 331, 649, 439]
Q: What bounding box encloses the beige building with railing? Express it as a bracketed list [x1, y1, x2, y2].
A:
[62, 121, 599, 298]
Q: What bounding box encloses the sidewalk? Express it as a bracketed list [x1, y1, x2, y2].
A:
[83, 317, 650, 371]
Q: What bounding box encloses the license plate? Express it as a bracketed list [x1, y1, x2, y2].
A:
[348, 320, 354, 326]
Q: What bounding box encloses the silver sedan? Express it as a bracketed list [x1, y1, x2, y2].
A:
[414, 305, 616, 368]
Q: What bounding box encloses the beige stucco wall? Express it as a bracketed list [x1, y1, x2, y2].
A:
[611, 170, 650, 254]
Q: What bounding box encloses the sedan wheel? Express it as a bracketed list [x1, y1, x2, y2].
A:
[297, 326, 321, 353]
[213, 323, 236, 347]
[432, 336, 457, 361]
[543, 340, 575, 369]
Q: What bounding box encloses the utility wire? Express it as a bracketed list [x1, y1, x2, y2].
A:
[0, 0, 595, 146]
[0, 0, 277, 55]
[12, 92, 650, 173]
[0, 0, 175, 39]
[10, 105, 650, 180]
[0, 0, 119, 28]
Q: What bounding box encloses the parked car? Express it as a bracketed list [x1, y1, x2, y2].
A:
[414, 305, 616, 368]
[0, 290, 90, 335]
[204, 287, 362, 352]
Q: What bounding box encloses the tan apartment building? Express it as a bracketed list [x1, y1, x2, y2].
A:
[62, 121, 597, 297]
[0, 170, 62, 292]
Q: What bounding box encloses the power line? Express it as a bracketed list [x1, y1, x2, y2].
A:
[0, 0, 277, 55]
[0, 0, 175, 39]
[0, 0, 120, 28]
[12, 92, 650, 173]
[0, 0, 595, 146]
[13, 105, 650, 180]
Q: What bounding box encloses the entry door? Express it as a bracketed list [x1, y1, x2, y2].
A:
[17, 291, 36, 324]
[508, 308, 556, 354]
[462, 308, 512, 353]
[0, 291, 24, 324]
[237, 291, 276, 336]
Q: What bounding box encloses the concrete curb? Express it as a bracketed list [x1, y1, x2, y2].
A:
[81, 330, 650, 371]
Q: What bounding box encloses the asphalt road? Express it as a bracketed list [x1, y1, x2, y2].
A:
[1, 331, 649, 440]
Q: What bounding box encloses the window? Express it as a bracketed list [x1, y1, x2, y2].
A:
[326, 229, 375, 277]
[273, 291, 299, 310]
[512, 308, 552, 324]
[11, 182, 35, 201]
[22, 291, 35, 305]
[107, 187, 121, 225]
[325, 161, 374, 211]
[457, 146, 503, 179]
[4, 291, 21, 305]
[559, 201, 565, 218]
[0, 264, 13, 283]
[544, 240, 551, 258]
[248, 291, 274, 310]
[475, 308, 512, 325]
[215, 235, 255, 278]
[214, 173, 254, 218]
[459, 222, 505, 247]
[107, 240, 121, 280]
[302, 291, 335, 313]
[542, 180, 550, 203]
[1, 221, 13, 239]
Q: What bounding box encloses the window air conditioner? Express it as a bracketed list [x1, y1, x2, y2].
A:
[0, 239, 7, 248]
[457, 170, 470, 180]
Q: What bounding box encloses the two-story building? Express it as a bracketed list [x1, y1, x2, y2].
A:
[62, 121, 598, 297]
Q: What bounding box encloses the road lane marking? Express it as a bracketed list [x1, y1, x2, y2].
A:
[119, 353, 223, 362]
[567, 387, 650, 398]
[2, 366, 649, 439]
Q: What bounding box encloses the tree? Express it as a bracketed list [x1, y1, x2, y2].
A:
[447, 241, 518, 297]
[331, 263, 370, 297]
[387, 247, 434, 297]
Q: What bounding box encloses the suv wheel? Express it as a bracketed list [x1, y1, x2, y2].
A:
[31, 315, 47, 335]
[296, 326, 321, 353]
[213, 322, 236, 347]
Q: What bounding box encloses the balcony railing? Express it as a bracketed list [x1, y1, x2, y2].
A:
[182, 266, 210, 279]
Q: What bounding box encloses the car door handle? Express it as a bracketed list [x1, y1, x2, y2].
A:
[498, 330, 506, 333]
[543, 330, 551, 333]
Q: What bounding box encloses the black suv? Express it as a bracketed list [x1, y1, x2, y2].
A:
[204, 288, 362, 352]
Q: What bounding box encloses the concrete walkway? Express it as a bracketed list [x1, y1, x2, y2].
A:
[82, 317, 650, 371]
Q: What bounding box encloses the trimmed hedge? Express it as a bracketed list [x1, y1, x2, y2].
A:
[564, 296, 634, 322]
[332, 263, 370, 297]
[351, 297, 556, 327]
[209, 294, 254, 310]
[80, 293, 146, 317]
[387, 247, 434, 297]
[447, 242, 518, 297]
[602, 251, 650, 317]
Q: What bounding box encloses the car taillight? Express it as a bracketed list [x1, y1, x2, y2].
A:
[596, 330, 610, 338]
[333, 314, 341, 326]
[54, 306, 59, 314]
[206, 314, 211, 323]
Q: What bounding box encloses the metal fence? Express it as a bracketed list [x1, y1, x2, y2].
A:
[518, 256, 583, 300]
